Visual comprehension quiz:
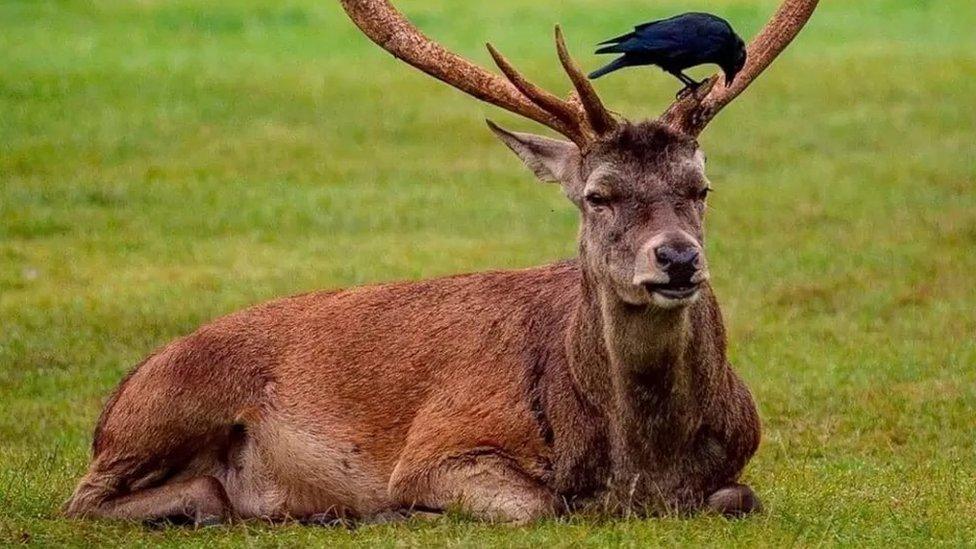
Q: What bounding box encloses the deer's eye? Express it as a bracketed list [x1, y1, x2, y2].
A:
[585, 192, 612, 209]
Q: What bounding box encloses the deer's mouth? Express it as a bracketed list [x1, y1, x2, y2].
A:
[643, 281, 700, 300]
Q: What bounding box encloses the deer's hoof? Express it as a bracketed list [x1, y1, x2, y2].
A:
[706, 483, 762, 517]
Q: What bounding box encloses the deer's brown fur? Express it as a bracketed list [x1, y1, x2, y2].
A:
[66, 122, 759, 524]
[65, 0, 820, 525]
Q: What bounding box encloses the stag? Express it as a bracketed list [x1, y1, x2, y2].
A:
[65, 0, 818, 524]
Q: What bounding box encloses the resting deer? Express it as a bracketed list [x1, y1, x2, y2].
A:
[65, 0, 819, 524]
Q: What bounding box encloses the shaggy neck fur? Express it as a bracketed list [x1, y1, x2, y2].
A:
[568, 260, 713, 512]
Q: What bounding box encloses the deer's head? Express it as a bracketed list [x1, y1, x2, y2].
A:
[488, 120, 708, 308]
[342, 0, 818, 308]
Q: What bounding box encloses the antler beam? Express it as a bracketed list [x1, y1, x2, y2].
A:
[340, 0, 615, 146]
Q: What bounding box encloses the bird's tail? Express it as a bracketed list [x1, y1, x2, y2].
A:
[594, 43, 625, 55]
[596, 31, 634, 46]
[588, 57, 628, 80]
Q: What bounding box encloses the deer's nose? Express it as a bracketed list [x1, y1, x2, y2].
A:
[654, 243, 700, 284]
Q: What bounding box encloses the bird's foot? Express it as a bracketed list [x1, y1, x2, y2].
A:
[675, 79, 709, 100]
[675, 84, 696, 100]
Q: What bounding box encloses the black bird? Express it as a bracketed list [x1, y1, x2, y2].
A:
[589, 13, 747, 95]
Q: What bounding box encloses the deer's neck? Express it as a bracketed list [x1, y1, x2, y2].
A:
[568, 269, 711, 500]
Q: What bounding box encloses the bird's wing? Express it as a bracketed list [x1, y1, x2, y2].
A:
[596, 34, 684, 56]
[596, 13, 739, 61]
[641, 13, 733, 41]
[635, 14, 738, 60]
[596, 13, 684, 46]
[596, 17, 693, 55]
[603, 23, 692, 58]
[632, 12, 694, 32]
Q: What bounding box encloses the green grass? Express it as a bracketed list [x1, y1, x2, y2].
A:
[2, 0, 975, 545]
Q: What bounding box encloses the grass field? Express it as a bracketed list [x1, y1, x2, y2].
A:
[2, 0, 975, 545]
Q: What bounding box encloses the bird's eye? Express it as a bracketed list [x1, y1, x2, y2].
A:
[696, 187, 712, 201]
[585, 192, 611, 208]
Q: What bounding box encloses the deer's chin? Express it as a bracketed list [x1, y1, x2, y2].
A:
[612, 277, 704, 308]
[631, 277, 703, 309]
[611, 283, 698, 309]
[649, 287, 701, 309]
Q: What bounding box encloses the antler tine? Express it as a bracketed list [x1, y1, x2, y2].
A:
[660, 0, 820, 136]
[340, 0, 580, 140]
[486, 43, 587, 145]
[554, 25, 617, 136]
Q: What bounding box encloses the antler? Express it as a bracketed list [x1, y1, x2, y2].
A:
[339, 0, 616, 146]
[659, 0, 820, 136]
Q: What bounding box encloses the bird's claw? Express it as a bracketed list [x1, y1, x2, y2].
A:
[675, 80, 708, 100]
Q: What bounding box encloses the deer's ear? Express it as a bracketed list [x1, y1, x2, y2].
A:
[487, 120, 579, 183]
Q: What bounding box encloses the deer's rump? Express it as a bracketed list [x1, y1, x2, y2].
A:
[70, 262, 581, 519]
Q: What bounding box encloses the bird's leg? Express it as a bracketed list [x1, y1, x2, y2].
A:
[674, 72, 705, 99]
[675, 72, 699, 87]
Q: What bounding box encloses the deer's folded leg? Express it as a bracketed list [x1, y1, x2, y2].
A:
[390, 450, 557, 524]
[66, 475, 232, 526]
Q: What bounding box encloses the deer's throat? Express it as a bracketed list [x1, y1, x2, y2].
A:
[570, 278, 705, 500]
[569, 277, 701, 404]
[598, 289, 691, 370]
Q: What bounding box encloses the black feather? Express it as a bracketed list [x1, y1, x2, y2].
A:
[588, 57, 631, 79]
[590, 12, 747, 90]
[596, 31, 635, 46]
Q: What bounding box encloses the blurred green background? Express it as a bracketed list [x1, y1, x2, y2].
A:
[1, 0, 974, 545]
